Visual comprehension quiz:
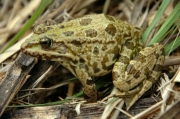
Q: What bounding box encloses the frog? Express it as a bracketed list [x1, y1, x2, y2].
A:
[21, 14, 165, 109]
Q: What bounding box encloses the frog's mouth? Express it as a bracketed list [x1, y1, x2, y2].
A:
[37, 54, 73, 62]
[21, 47, 75, 62]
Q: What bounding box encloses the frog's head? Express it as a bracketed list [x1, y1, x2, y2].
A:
[21, 25, 77, 62]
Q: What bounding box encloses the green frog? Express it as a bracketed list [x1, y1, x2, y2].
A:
[21, 14, 165, 109]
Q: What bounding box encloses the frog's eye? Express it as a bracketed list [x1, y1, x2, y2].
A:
[58, 44, 67, 54]
[40, 36, 52, 49]
[33, 24, 47, 34]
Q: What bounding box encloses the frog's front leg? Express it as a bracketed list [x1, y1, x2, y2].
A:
[75, 64, 97, 102]
[112, 43, 165, 109]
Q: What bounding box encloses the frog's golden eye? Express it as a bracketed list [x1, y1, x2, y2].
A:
[40, 36, 52, 49]
[58, 44, 67, 54]
[33, 24, 47, 34]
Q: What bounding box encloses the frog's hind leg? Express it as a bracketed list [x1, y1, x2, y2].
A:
[113, 43, 165, 110]
[126, 44, 165, 109]
[112, 33, 143, 92]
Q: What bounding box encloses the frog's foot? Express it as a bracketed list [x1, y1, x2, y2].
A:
[124, 80, 152, 110]
[83, 86, 98, 103]
[125, 72, 161, 110]
[103, 78, 156, 110]
[75, 67, 98, 103]
[101, 84, 142, 102]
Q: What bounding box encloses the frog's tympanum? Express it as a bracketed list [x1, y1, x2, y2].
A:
[21, 14, 165, 109]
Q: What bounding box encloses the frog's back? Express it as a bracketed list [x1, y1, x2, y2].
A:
[48, 14, 129, 43]
[52, 14, 141, 76]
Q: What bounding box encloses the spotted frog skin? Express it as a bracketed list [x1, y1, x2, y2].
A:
[21, 14, 165, 109]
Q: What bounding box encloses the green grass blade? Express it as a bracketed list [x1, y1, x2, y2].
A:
[142, 0, 171, 43]
[0, 0, 53, 53]
[148, 2, 180, 45]
[165, 35, 180, 55]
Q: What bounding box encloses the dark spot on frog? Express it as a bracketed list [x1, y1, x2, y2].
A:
[79, 18, 92, 26]
[71, 40, 82, 47]
[153, 64, 163, 72]
[92, 62, 101, 73]
[101, 46, 107, 51]
[63, 31, 74, 36]
[105, 15, 115, 22]
[101, 55, 114, 71]
[101, 56, 109, 67]
[86, 79, 93, 85]
[93, 47, 99, 54]
[37, 53, 53, 60]
[144, 67, 150, 76]
[147, 76, 156, 82]
[94, 68, 100, 74]
[154, 53, 160, 59]
[93, 62, 98, 68]
[126, 64, 139, 76]
[85, 65, 89, 71]
[124, 40, 135, 50]
[80, 58, 85, 63]
[59, 25, 65, 29]
[47, 26, 53, 30]
[85, 29, 97, 38]
[115, 34, 123, 45]
[72, 60, 78, 65]
[133, 53, 148, 64]
[112, 54, 119, 61]
[105, 24, 116, 36]
[123, 32, 130, 39]
[134, 70, 141, 79]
